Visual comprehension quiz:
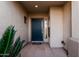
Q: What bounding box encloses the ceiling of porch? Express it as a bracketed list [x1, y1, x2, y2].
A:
[19, 1, 67, 14]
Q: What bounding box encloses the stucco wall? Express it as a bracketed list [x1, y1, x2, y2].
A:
[49, 7, 63, 48]
[0, 2, 28, 42]
[72, 1, 79, 39]
[63, 2, 71, 49]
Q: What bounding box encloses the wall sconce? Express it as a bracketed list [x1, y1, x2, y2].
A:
[24, 16, 27, 24]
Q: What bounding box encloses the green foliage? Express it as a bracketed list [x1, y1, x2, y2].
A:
[0, 25, 24, 57]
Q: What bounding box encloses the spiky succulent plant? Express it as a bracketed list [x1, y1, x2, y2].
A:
[0, 25, 24, 57]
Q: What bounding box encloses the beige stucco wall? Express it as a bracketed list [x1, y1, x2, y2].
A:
[63, 2, 71, 49]
[49, 7, 63, 48]
[72, 1, 79, 39]
[0, 2, 28, 42]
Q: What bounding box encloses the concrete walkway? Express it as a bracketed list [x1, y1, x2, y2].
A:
[21, 43, 67, 57]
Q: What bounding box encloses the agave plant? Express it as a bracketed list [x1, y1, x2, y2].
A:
[0, 25, 24, 57]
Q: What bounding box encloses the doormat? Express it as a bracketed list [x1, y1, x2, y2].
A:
[32, 42, 42, 45]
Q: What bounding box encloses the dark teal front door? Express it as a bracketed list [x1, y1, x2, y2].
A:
[32, 18, 43, 41]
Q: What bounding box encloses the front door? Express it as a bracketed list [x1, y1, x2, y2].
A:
[31, 18, 43, 42]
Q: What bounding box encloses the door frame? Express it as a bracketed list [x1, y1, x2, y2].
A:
[31, 18, 44, 43]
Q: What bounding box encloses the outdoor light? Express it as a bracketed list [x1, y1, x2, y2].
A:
[34, 5, 38, 8]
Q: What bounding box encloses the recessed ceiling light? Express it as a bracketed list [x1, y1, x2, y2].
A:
[34, 5, 38, 8]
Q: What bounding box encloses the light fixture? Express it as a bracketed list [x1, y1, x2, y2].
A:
[34, 5, 38, 8]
